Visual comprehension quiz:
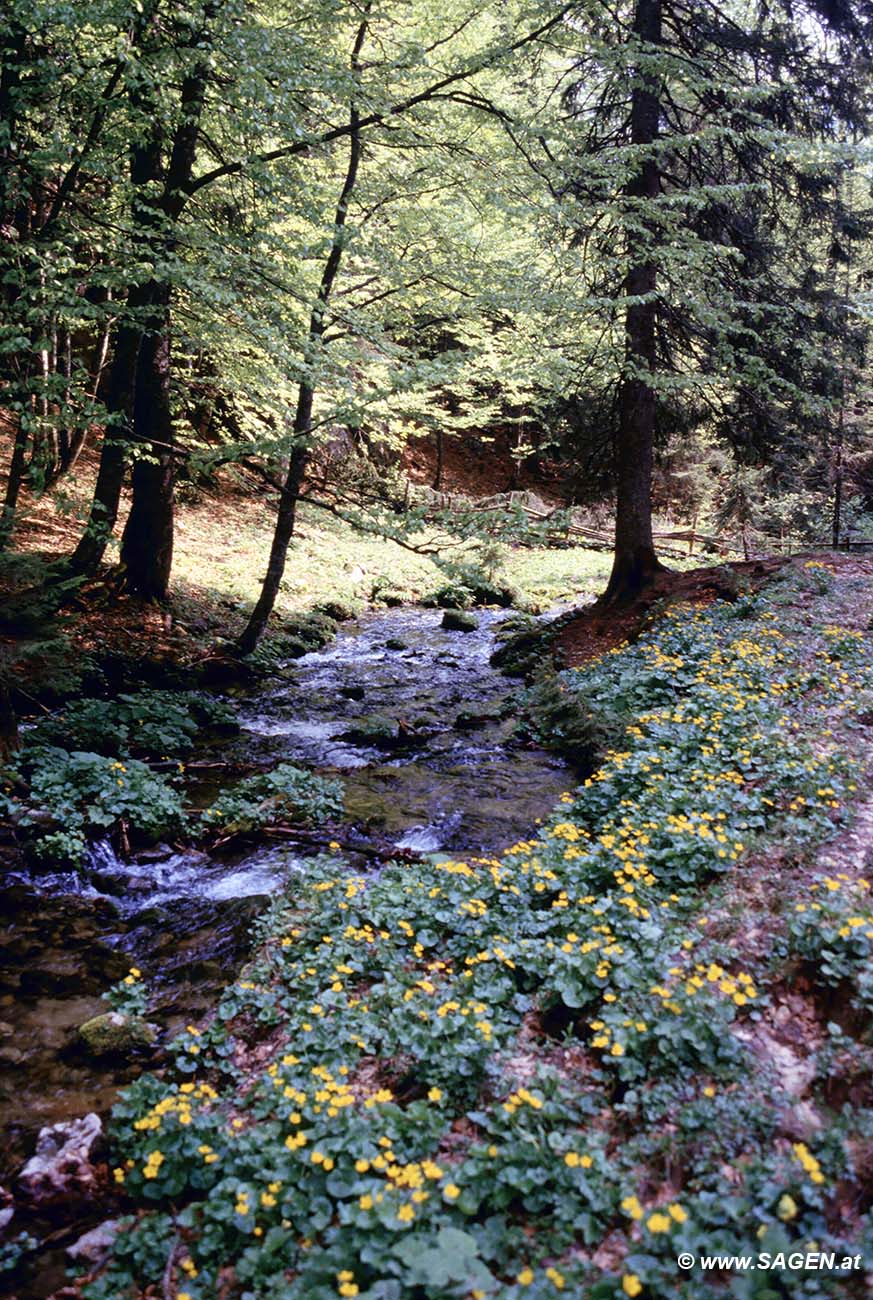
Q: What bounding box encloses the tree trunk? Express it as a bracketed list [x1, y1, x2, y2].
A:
[831, 428, 843, 549]
[0, 414, 29, 549]
[0, 674, 18, 762]
[603, 0, 666, 602]
[236, 417, 311, 656]
[66, 0, 164, 578]
[55, 324, 71, 468]
[236, 9, 369, 654]
[119, 288, 175, 598]
[433, 428, 444, 490]
[116, 8, 217, 599]
[67, 313, 144, 574]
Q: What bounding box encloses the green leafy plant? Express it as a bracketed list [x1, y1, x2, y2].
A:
[15, 747, 187, 864]
[104, 966, 151, 1018]
[30, 690, 237, 758]
[788, 877, 873, 1014]
[202, 764, 344, 834]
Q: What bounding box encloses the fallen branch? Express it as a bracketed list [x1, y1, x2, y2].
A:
[264, 824, 425, 863]
[202, 821, 425, 863]
[162, 1237, 183, 1300]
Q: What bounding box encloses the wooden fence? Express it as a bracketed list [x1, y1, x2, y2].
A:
[404, 484, 802, 559]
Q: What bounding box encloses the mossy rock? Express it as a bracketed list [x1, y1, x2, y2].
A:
[490, 613, 573, 678]
[281, 612, 338, 651]
[430, 585, 475, 610]
[431, 579, 524, 610]
[454, 704, 503, 729]
[313, 599, 361, 622]
[340, 714, 401, 747]
[441, 609, 479, 632]
[520, 675, 622, 770]
[78, 1012, 157, 1057]
[376, 587, 416, 607]
[272, 634, 312, 660]
[490, 626, 544, 675]
[246, 613, 340, 670]
[385, 638, 408, 651]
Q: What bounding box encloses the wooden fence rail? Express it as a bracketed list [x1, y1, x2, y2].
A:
[404, 483, 803, 559]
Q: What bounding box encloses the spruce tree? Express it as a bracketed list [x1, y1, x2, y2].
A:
[560, 0, 871, 598]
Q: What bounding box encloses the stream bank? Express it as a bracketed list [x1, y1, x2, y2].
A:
[1, 603, 579, 1292]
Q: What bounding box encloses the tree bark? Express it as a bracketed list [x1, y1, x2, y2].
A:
[0, 415, 29, 549]
[236, 422, 311, 656]
[603, 0, 666, 602]
[0, 673, 18, 763]
[119, 286, 175, 598]
[65, 0, 164, 578]
[67, 309, 146, 575]
[433, 428, 444, 490]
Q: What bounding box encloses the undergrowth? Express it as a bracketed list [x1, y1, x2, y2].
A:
[2, 692, 340, 864]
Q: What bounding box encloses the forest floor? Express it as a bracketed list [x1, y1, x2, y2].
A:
[0, 428, 620, 677]
[14, 551, 866, 1300]
[0, 423, 716, 686]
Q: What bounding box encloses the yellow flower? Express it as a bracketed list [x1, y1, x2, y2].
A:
[778, 1194, 798, 1221]
[443, 1183, 461, 1200]
[545, 1266, 565, 1289]
[428, 1087, 443, 1102]
[646, 1212, 672, 1234]
[622, 1275, 643, 1297]
[517, 1267, 535, 1286]
[667, 1203, 687, 1223]
[397, 1204, 415, 1223]
[359, 1194, 373, 1210]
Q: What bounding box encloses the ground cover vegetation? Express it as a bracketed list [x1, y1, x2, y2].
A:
[72, 563, 873, 1299]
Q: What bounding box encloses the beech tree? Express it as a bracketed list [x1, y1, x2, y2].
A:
[54, 0, 568, 601]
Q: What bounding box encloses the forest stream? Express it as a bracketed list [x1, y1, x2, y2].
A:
[0, 608, 574, 1195]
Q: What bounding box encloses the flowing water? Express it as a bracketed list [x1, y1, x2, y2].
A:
[0, 607, 575, 1193]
